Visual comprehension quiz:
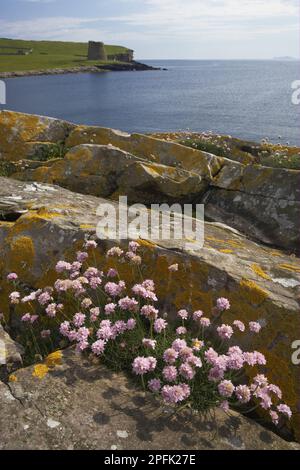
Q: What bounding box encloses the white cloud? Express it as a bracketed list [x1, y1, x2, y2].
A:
[0, 17, 106, 41]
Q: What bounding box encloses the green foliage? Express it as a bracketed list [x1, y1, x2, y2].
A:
[0, 161, 15, 177]
[30, 142, 69, 162]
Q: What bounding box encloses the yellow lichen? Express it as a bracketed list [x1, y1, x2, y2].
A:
[8, 374, 17, 382]
[239, 279, 268, 304]
[8, 236, 35, 276]
[279, 264, 300, 273]
[45, 350, 63, 367]
[219, 249, 233, 254]
[250, 264, 271, 280]
[32, 364, 49, 379]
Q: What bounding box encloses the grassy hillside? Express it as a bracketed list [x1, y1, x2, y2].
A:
[0, 38, 130, 72]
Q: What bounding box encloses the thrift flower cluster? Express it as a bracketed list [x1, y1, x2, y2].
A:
[4, 240, 292, 429]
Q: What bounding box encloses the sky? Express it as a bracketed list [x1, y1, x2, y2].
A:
[0, 0, 299, 59]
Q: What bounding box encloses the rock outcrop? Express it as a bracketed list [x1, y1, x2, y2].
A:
[1, 110, 299, 252]
[1, 348, 299, 450]
[0, 325, 24, 381]
[0, 177, 299, 440]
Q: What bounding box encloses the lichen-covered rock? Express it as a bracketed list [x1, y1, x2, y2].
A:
[202, 162, 300, 251]
[0, 110, 75, 162]
[0, 325, 24, 380]
[13, 144, 206, 203]
[0, 348, 299, 450]
[0, 177, 299, 439]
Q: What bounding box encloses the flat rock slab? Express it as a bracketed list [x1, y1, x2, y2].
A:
[1, 348, 299, 450]
[0, 177, 299, 440]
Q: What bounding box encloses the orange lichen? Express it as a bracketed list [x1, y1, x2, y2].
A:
[250, 264, 271, 280]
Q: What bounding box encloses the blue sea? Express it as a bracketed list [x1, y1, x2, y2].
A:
[2, 60, 300, 145]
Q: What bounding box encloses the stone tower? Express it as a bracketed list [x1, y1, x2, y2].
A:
[87, 41, 107, 61]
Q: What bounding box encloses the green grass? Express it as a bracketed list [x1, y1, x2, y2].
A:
[0, 38, 131, 72]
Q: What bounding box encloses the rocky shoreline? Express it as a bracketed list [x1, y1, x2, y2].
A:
[0, 61, 161, 79]
[0, 110, 299, 448]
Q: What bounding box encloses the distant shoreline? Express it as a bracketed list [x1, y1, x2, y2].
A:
[0, 61, 162, 79]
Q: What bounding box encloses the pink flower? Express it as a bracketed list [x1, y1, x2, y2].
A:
[218, 380, 235, 398]
[71, 261, 82, 273]
[163, 365, 178, 382]
[77, 251, 88, 263]
[84, 240, 97, 249]
[148, 378, 161, 392]
[226, 352, 244, 370]
[168, 264, 178, 272]
[193, 310, 203, 322]
[21, 313, 31, 322]
[142, 338, 157, 350]
[55, 261, 72, 273]
[172, 339, 187, 352]
[186, 355, 202, 368]
[177, 309, 189, 320]
[270, 410, 279, 425]
[249, 321, 262, 333]
[77, 327, 90, 341]
[253, 374, 268, 387]
[132, 283, 157, 301]
[192, 338, 204, 351]
[233, 320, 245, 332]
[141, 305, 158, 320]
[46, 303, 57, 318]
[176, 326, 187, 335]
[84, 267, 100, 279]
[161, 384, 190, 404]
[205, 347, 219, 365]
[59, 321, 70, 336]
[217, 324, 233, 340]
[128, 241, 139, 252]
[107, 246, 124, 257]
[154, 318, 168, 333]
[30, 315, 39, 324]
[179, 363, 195, 380]
[200, 317, 211, 328]
[9, 291, 20, 304]
[178, 346, 193, 361]
[97, 324, 113, 341]
[208, 366, 224, 382]
[7, 273, 18, 281]
[105, 303, 116, 315]
[111, 321, 126, 336]
[216, 297, 230, 311]
[235, 385, 251, 403]
[277, 404, 292, 419]
[220, 400, 230, 412]
[73, 312, 86, 328]
[76, 340, 89, 352]
[118, 296, 138, 312]
[163, 348, 179, 364]
[105, 281, 125, 297]
[89, 277, 102, 289]
[107, 268, 118, 278]
[90, 307, 100, 321]
[127, 318, 137, 330]
[132, 356, 157, 375]
[268, 384, 282, 400]
[81, 298, 92, 309]
[41, 329, 51, 339]
[91, 339, 106, 355]
[37, 292, 52, 306]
